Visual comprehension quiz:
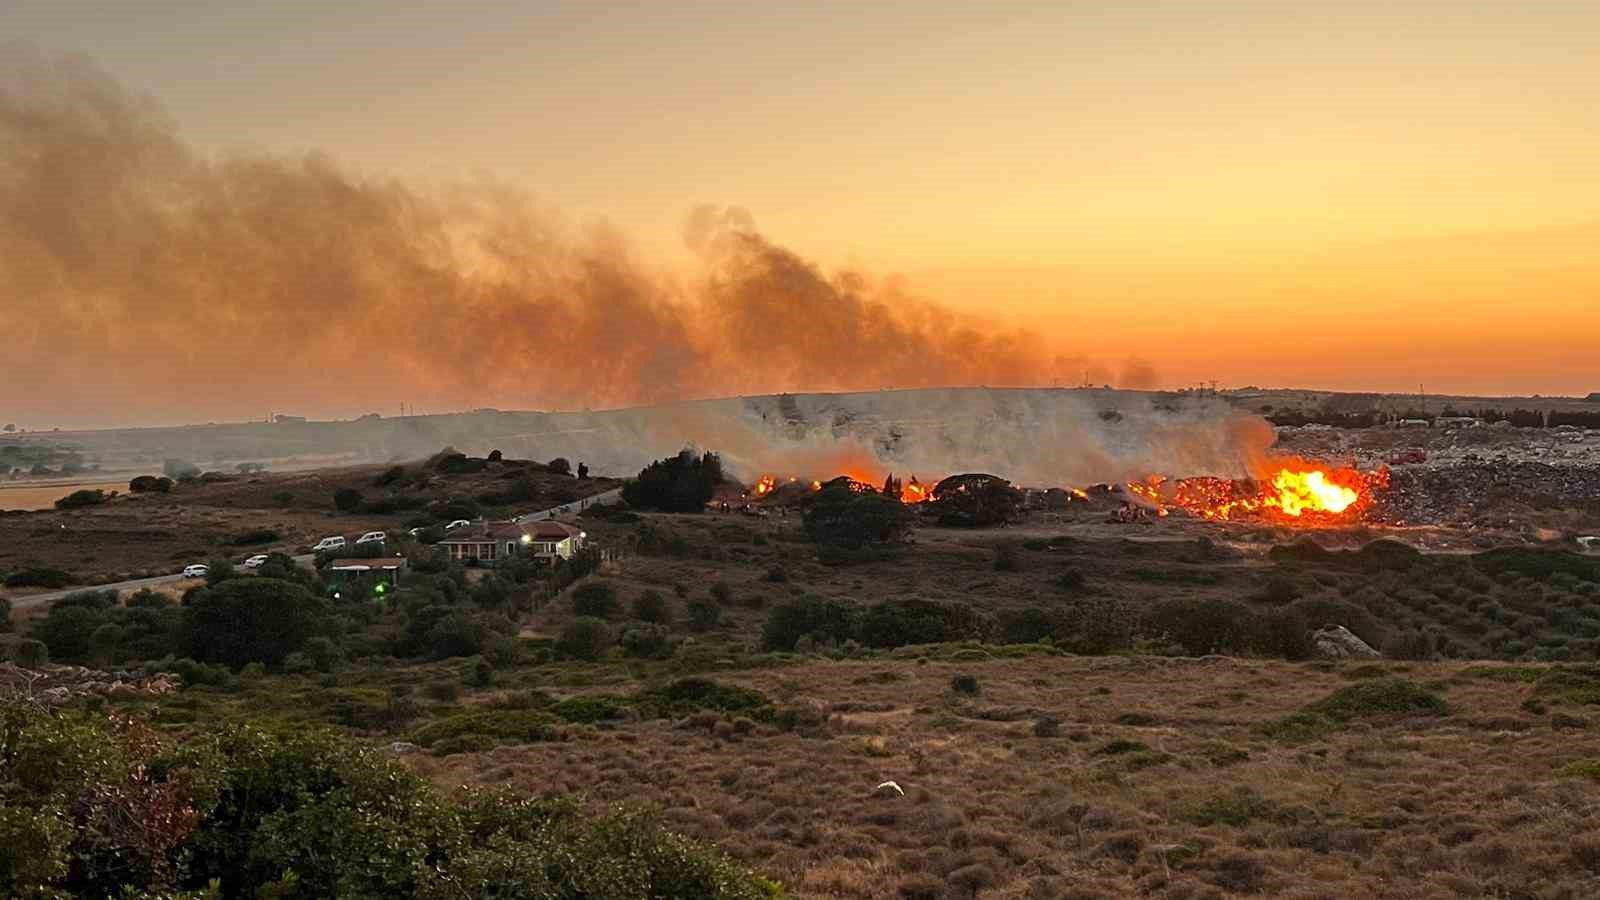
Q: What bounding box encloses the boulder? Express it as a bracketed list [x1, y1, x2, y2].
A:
[1312, 625, 1379, 659]
[386, 741, 420, 755]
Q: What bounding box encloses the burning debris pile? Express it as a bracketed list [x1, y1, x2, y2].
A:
[1123, 463, 1391, 525]
[0, 662, 180, 706]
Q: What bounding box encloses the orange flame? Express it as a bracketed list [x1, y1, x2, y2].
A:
[900, 477, 930, 504]
[1126, 463, 1387, 524]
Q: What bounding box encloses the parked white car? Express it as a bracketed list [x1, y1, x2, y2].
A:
[355, 531, 387, 544]
[445, 519, 472, 531]
[312, 536, 346, 552]
[242, 554, 269, 568]
[181, 564, 209, 579]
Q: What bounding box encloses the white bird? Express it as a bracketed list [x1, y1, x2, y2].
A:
[875, 780, 905, 796]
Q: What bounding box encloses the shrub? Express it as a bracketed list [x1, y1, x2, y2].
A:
[631, 590, 670, 624]
[762, 596, 858, 650]
[0, 597, 9, 633]
[127, 475, 174, 493]
[571, 581, 619, 619]
[1063, 594, 1134, 654]
[551, 695, 627, 724]
[1148, 597, 1253, 656]
[228, 528, 280, 546]
[12, 638, 48, 667]
[686, 596, 722, 632]
[376, 465, 406, 486]
[4, 567, 75, 589]
[423, 680, 461, 702]
[1185, 787, 1274, 827]
[803, 484, 912, 548]
[619, 624, 674, 659]
[52, 489, 108, 510]
[635, 678, 774, 721]
[993, 544, 1021, 572]
[333, 487, 364, 512]
[950, 674, 980, 695]
[764, 565, 788, 583]
[182, 578, 327, 668]
[857, 598, 990, 648]
[547, 457, 572, 476]
[1310, 678, 1450, 721]
[1056, 568, 1086, 591]
[556, 617, 613, 661]
[709, 580, 733, 605]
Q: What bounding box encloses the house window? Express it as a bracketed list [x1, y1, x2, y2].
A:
[507, 542, 515, 555]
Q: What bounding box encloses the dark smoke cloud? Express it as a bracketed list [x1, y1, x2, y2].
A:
[0, 47, 1151, 425]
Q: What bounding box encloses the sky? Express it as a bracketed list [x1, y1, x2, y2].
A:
[3, 1, 1598, 427]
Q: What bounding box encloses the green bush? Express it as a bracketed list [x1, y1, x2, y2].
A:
[621, 450, 722, 513]
[762, 596, 858, 650]
[857, 598, 990, 649]
[1147, 597, 1254, 656]
[571, 581, 620, 618]
[228, 528, 280, 546]
[333, 487, 364, 512]
[686, 596, 722, 632]
[950, 674, 980, 695]
[1309, 678, 1450, 721]
[128, 474, 174, 493]
[556, 617, 613, 661]
[551, 695, 628, 724]
[635, 678, 775, 722]
[632, 589, 670, 624]
[710, 580, 733, 605]
[802, 483, 912, 548]
[3, 567, 75, 589]
[54, 488, 109, 510]
[411, 709, 559, 746]
[11, 638, 48, 667]
[619, 624, 674, 659]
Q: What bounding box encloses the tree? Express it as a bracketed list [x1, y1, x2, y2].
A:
[333, 487, 364, 511]
[577, 462, 589, 479]
[487, 449, 503, 462]
[1, 423, 13, 432]
[621, 450, 722, 513]
[182, 578, 327, 668]
[547, 457, 572, 476]
[928, 473, 1024, 527]
[802, 483, 912, 548]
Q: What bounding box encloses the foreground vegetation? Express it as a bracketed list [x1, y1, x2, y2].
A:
[0, 697, 779, 899]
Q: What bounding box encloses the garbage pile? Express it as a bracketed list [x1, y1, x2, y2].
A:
[1379, 462, 1600, 527]
[0, 662, 180, 706]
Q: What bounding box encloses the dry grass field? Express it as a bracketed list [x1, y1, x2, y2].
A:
[409, 655, 1600, 899]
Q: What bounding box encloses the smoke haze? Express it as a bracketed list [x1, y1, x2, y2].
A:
[0, 46, 1148, 428]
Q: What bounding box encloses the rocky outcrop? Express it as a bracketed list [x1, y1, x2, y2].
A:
[1312, 625, 1380, 659]
[0, 662, 179, 705]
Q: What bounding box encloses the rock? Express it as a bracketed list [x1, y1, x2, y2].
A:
[1312, 625, 1380, 659]
[39, 687, 73, 705]
[386, 741, 419, 755]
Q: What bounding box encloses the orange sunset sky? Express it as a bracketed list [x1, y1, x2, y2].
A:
[2, 2, 1598, 426]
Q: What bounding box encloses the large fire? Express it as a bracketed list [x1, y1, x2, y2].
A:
[1126, 463, 1388, 524]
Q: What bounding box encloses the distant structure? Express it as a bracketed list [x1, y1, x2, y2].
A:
[273, 414, 306, 424]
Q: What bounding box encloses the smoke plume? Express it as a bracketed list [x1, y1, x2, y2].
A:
[1, 47, 1108, 425]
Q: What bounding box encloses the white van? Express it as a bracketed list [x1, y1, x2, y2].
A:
[313, 535, 346, 552]
[356, 530, 387, 544]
